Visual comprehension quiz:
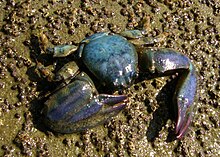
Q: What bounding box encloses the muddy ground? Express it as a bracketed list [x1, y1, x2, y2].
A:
[0, 0, 219, 156]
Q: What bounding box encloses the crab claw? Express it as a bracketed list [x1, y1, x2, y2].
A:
[43, 72, 127, 133]
[140, 48, 197, 139]
[174, 63, 197, 139]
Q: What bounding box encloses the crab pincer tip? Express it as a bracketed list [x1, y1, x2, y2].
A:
[176, 117, 192, 139]
[175, 102, 193, 139]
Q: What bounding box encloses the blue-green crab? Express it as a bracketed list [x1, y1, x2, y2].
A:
[38, 25, 197, 139]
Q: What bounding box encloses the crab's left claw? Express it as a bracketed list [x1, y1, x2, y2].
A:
[140, 48, 197, 139]
[174, 62, 197, 139]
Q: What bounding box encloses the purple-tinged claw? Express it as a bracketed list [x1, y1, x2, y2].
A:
[174, 63, 197, 139]
[64, 94, 127, 133]
[68, 94, 127, 124]
[140, 48, 197, 138]
[175, 105, 193, 139]
[97, 94, 127, 114]
[99, 94, 127, 105]
[43, 72, 127, 133]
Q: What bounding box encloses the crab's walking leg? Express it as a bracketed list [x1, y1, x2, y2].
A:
[120, 15, 169, 45]
[35, 44, 79, 82]
[140, 48, 197, 139]
[47, 45, 78, 57]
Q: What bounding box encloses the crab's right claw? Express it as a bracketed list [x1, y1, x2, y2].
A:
[60, 94, 127, 133]
[43, 72, 127, 133]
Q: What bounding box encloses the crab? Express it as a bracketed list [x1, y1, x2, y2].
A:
[37, 22, 197, 139]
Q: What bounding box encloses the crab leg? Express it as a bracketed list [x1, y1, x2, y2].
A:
[140, 48, 197, 139]
[47, 45, 78, 57]
[120, 29, 169, 46]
